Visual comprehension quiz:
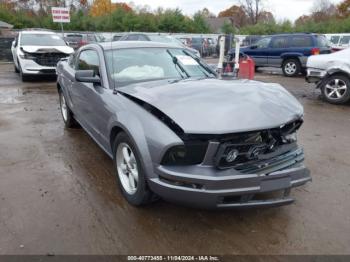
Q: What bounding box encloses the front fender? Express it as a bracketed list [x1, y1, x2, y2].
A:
[107, 104, 183, 179]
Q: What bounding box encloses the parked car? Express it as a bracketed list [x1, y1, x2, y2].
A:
[64, 32, 100, 49]
[306, 47, 350, 104]
[119, 33, 200, 57]
[228, 33, 332, 77]
[11, 30, 74, 81]
[326, 33, 350, 51]
[57, 41, 311, 209]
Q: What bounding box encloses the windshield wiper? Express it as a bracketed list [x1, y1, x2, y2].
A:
[183, 50, 217, 78]
[166, 49, 189, 79]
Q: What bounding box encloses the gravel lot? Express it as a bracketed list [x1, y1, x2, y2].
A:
[0, 63, 349, 255]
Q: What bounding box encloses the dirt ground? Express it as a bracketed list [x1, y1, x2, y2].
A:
[0, 63, 349, 255]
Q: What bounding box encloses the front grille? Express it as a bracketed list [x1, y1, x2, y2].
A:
[233, 147, 304, 174]
[213, 119, 304, 172]
[32, 53, 68, 67]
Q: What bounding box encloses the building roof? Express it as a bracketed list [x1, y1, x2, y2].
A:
[0, 21, 13, 29]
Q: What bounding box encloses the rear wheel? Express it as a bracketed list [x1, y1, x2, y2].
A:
[59, 90, 78, 128]
[321, 74, 350, 104]
[113, 132, 155, 206]
[282, 58, 301, 77]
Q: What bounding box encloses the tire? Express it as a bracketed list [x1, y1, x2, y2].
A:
[14, 63, 19, 73]
[282, 58, 301, 77]
[58, 89, 78, 128]
[320, 74, 350, 105]
[113, 132, 155, 206]
[18, 62, 29, 81]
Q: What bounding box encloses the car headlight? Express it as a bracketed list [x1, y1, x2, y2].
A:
[161, 143, 208, 166]
[19, 52, 36, 60]
[283, 132, 297, 143]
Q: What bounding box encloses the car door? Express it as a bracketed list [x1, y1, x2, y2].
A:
[268, 36, 289, 67]
[71, 48, 111, 148]
[245, 37, 271, 66]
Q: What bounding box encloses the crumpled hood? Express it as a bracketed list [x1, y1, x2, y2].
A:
[21, 45, 74, 54]
[120, 78, 303, 134]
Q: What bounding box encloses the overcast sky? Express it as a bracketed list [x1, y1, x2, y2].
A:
[126, 0, 344, 22]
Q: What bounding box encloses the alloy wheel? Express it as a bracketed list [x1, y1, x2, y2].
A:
[325, 78, 347, 100]
[116, 142, 139, 195]
[284, 62, 297, 75]
[60, 93, 68, 122]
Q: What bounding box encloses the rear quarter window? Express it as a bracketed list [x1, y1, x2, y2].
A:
[290, 36, 312, 47]
[316, 35, 330, 47]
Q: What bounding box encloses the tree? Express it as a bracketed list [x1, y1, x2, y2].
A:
[258, 11, 274, 24]
[338, 0, 350, 18]
[90, 0, 132, 17]
[218, 5, 248, 28]
[240, 0, 263, 25]
[221, 21, 236, 34]
[311, 0, 336, 22]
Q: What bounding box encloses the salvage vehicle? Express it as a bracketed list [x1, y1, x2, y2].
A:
[12, 30, 74, 81]
[306, 47, 350, 104]
[228, 33, 331, 77]
[57, 41, 311, 209]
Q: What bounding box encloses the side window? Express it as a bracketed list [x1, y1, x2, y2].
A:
[271, 36, 288, 48]
[87, 34, 96, 42]
[291, 36, 312, 47]
[138, 35, 148, 41]
[77, 50, 100, 76]
[339, 36, 350, 45]
[125, 35, 139, 41]
[330, 36, 340, 45]
[256, 37, 271, 48]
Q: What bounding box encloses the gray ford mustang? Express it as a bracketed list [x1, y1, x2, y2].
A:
[57, 41, 311, 209]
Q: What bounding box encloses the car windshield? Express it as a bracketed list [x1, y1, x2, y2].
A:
[21, 33, 66, 46]
[105, 47, 215, 86]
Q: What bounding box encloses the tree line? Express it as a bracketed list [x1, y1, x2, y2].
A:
[1, 0, 350, 35]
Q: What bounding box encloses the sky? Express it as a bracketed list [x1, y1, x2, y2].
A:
[125, 0, 344, 22]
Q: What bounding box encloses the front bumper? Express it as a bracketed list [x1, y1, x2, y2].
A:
[149, 161, 311, 209]
[19, 58, 58, 75]
[306, 68, 327, 83]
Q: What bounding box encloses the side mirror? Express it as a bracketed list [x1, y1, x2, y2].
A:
[75, 70, 101, 84]
[250, 45, 258, 49]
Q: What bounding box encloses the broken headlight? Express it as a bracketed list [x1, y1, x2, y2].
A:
[283, 132, 297, 143]
[161, 143, 208, 166]
[19, 52, 36, 60]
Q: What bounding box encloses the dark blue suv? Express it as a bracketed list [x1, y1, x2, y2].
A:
[228, 33, 331, 77]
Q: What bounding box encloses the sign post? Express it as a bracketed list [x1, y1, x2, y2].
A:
[51, 7, 70, 38]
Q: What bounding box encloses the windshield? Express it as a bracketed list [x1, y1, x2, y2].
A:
[105, 48, 215, 86]
[21, 34, 66, 46]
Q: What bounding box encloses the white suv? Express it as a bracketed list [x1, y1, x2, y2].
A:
[11, 30, 74, 81]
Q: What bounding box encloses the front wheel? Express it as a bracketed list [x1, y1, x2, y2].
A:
[113, 132, 155, 206]
[282, 59, 301, 77]
[320, 74, 350, 104]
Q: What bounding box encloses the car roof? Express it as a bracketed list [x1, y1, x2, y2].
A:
[20, 30, 56, 35]
[98, 41, 182, 50]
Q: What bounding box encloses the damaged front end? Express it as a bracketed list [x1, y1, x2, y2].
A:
[149, 118, 310, 209]
[161, 118, 304, 175]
